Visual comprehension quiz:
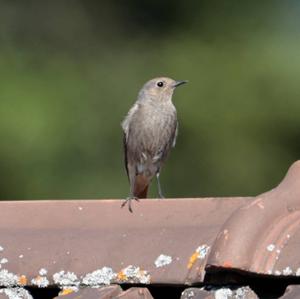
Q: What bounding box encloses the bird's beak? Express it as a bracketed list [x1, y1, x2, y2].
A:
[173, 80, 188, 88]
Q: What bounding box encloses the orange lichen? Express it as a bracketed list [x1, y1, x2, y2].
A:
[60, 288, 74, 296]
[117, 271, 128, 281]
[18, 275, 27, 285]
[34, 275, 42, 282]
[187, 251, 199, 269]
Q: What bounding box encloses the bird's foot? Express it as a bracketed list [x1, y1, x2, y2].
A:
[121, 196, 139, 213]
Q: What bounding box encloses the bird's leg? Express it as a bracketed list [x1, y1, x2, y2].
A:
[121, 180, 140, 213]
[121, 196, 139, 213]
[156, 172, 165, 199]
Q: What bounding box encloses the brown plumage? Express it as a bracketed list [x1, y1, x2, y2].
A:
[121, 77, 187, 212]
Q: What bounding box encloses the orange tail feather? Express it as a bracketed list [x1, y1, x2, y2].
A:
[133, 175, 149, 198]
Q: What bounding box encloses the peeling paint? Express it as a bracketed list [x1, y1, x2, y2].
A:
[154, 254, 172, 268]
[296, 268, 300, 276]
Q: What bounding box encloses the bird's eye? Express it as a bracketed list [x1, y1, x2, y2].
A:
[157, 81, 164, 87]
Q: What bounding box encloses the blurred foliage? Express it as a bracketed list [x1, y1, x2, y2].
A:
[1, 0, 300, 200]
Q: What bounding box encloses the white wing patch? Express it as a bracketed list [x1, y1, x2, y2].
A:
[172, 123, 178, 147]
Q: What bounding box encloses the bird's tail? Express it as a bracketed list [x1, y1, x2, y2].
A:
[133, 174, 149, 198]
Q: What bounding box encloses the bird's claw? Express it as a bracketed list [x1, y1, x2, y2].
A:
[121, 196, 139, 213]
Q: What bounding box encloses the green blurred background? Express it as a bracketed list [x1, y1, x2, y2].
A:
[1, 0, 300, 200]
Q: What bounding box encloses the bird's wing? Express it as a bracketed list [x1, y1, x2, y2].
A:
[157, 119, 178, 165]
[123, 132, 129, 179]
[122, 103, 139, 179]
[172, 121, 178, 148]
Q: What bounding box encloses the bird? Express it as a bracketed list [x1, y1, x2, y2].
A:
[121, 77, 187, 212]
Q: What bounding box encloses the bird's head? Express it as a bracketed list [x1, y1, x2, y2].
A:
[138, 77, 187, 102]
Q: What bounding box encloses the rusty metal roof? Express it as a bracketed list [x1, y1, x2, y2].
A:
[0, 161, 300, 298]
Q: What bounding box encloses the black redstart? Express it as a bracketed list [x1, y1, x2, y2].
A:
[121, 77, 187, 212]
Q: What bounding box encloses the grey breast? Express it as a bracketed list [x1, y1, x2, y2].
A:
[126, 101, 177, 176]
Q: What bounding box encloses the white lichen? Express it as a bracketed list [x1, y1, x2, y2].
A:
[214, 288, 233, 299]
[31, 276, 49, 288]
[0, 246, 4, 252]
[181, 289, 195, 298]
[18, 255, 24, 259]
[53, 271, 79, 287]
[154, 254, 172, 268]
[235, 287, 254, 299]
[267, 244, 275, 252]
[0, 270, 19, 287]
[82, 267, 116, 286]
[0, 287, 33, 299]
[39, 268, 47, 276]
[196, 244, 210, 259]
[274, 270, 281, 276]
[122, 265, 139, 277]
[282, 266, 293, 276]
[296, 268, 300, 276]
[138, 272, 151, 284]
[121, 265, 150, 284]
[0, 258, 8, 264]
